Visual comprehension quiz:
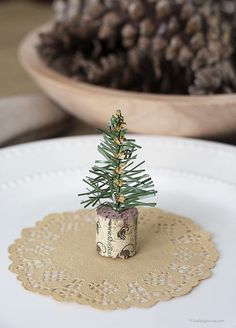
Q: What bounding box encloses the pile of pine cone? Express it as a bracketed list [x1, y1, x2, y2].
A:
[38, 0, 236, 95]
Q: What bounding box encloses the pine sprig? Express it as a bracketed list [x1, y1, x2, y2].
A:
[78, 110, 157, 211]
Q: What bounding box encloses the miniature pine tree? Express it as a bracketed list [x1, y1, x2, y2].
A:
[78, 110, 157, 212]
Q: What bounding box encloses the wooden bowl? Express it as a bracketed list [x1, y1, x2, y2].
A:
[18, 23, 236, 138]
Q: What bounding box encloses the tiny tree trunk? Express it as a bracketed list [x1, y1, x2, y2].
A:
[96, 206, 138, 259]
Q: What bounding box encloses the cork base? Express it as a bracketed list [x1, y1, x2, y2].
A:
[96, 207, 138, 259]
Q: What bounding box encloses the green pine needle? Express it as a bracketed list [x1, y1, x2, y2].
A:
[78, 110, 157, 212]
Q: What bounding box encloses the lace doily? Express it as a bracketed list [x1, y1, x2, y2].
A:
[8, 208, 218, 310]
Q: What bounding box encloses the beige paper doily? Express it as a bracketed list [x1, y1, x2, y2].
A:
[8, 208, 218, 310]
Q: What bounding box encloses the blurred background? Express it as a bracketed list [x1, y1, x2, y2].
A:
[1, 0, 236, 147]
[0, 0, 96, 147]
[0, 0, 52, 97]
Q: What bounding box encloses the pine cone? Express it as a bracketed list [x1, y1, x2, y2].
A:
[189, 60, 236, 94]
[219, 0, 236, 70]
[38, 0, 236, 95]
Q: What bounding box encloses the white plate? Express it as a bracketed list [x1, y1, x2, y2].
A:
[0, 136, 236, 328]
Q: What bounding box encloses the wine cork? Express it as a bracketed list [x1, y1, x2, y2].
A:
[96, 207, 138, 259]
